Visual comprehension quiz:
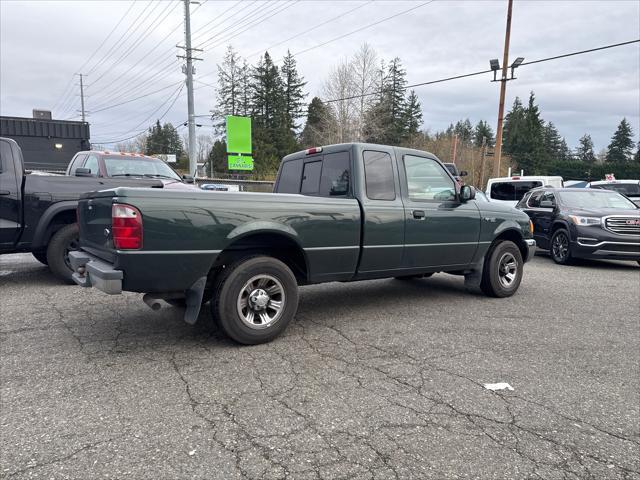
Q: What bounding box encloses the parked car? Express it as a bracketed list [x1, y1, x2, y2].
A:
[66, 150, 196, 188]
[0, 137, 181, 282]
[516, 187, 640, 265]
[443, 162, 467, 186]
[486, 175, 564, 206]
[70, 143, 536, 345]
[588, 180, 640, 207]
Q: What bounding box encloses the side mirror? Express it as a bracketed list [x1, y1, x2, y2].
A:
[182, 174, 194, 184]
[460, 185, 476, 202]
[459, 170, 468, 177]
[75, 167, 92, 177]
[540, 200, 554, 208]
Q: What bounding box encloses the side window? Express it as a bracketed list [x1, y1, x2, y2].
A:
[83, 155, 100, 176]
[68, 154, 86, 174]
[277, 160, 303, 193]
[526, 191, 544, 208]
[404, 155, 455, 201]
[319, 152, 350, 197]
[363, 151, 395, 200]
[300, 161, 322, 195]
[540, 191, 556, 208]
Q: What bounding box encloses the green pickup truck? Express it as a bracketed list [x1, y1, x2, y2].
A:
[70, 143, 536, 344]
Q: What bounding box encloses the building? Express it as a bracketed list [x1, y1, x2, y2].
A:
[0, 111, 90, 170]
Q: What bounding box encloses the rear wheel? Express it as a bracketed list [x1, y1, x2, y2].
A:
[46, 223, 80, 284]
[480, 240, 523, 298]
[32, 249, 48, 265]
[212, 256, 298, 345]
[550, 229, 572, 265]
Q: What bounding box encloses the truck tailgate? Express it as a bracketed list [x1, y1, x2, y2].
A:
[77, 191, 116, 259]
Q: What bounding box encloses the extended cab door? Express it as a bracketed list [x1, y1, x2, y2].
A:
[399, 154, 480, 268]
[0, 139, 21, 247]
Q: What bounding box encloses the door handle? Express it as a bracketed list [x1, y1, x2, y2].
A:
[0, 190, 11, 196]
[412, 210, 426, 219]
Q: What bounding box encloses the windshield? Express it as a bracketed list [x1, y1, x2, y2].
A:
[590, 183, 640, 197]
[559, 190, 638, 209]
[490, 181, 542, 201]
[103, 156, 181, 180]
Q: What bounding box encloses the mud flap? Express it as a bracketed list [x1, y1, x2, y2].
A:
[184, 276, 207, 325]
[464, 256, 484, 294]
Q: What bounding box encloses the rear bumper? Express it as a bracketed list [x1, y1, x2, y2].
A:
[524, 239, 536, 262]
[69, 250, 123, 294]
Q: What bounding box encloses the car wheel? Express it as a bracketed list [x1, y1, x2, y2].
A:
[46, 223, 80, 284]
[480, 240, 523, 298]
[550, 229, 572, 265]
[32, 249, 48, 265]
[212, 256, 299, 345]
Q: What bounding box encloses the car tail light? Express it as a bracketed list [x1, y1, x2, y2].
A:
[112, 204, 143, 249]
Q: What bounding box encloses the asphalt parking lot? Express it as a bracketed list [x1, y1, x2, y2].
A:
[1, 253, 639, 479]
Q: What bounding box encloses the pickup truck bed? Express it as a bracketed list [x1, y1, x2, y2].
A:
[71, 143, 536, 344]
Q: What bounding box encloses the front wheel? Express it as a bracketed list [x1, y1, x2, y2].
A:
[46, 223, 80, 284]
[212, 256, 299, 345]
[550, 229, 572, 265]
[480, 240, 523, 298]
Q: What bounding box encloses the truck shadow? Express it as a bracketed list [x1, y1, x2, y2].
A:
[534, 251, 639, 271]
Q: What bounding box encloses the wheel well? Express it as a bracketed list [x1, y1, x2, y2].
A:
[551, 222, 568, 235]
[493, 229, 527, 260]
[41, 210, 77, 247]
[212, 233, 309, 285]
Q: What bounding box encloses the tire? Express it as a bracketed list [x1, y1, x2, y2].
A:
[550, 228, 572, 265]
[212, 256, 299, 345]
[46, 223, 80, 284]
[394, 273, 434, 280]
[32, 249, 48, 265]
[480, 240, 523, 298]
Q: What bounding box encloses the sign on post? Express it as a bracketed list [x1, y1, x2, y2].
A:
[226, 115, 253, 171]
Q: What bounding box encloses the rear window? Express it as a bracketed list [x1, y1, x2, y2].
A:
[490, 181, 543, 201]
[591, 183, 640, 197]
[277, 160, 303, 193]
[363, 151, 395, 200]
[300, 161, 322, 194]
[277, 152, 351, 197]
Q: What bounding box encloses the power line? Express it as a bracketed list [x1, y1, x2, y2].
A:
[92, 85, 185, 145]
[323, 38, 640, 104]
[293, 1, 434, 57]
[91, 81, 183, 113]
[191, 0, 250, 41]
[245, 0, 373, 59]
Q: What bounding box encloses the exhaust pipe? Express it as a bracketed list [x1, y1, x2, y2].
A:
[142, 294, 163, 311]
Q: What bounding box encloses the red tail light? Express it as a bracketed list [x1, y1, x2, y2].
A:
[112, 204, 143, 250]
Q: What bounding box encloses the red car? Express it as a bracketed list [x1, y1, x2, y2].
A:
[65, 151, 196, 189]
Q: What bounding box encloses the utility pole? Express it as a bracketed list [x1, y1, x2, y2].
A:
[78, 73, 86, 123]
[493, 0, 513, 177]
[181, 0, 202, 177]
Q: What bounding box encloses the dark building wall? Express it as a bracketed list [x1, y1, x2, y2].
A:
[0, 116, 90, 170]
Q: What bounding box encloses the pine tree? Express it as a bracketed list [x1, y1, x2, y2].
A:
[542, 122, 564, 162]
[403, 90, 422, 138]
[281, 50, 307, 132]
[206, 139, 227, 175]
[213, 46, 243, 131]
[145, 120, 184, 158]
[503, 93, 545, 173]
[454, 119, 474, 145]
[301, 97, 334, 147]
[575, 134, 596, 163]
[606, 118, 634, 163]
[473, 120, 495, 147]
[634, 141, 640, 163]
[502, 97, 526, 156]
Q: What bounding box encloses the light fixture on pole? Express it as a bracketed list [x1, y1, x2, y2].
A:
[510, 57, 524, 79]
[489, 59, 501, 81]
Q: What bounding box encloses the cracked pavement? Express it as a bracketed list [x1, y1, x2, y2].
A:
[1, 253, 639, 479]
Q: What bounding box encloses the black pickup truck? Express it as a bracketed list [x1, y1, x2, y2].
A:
[0, 137, 170, 282]
[71, 143, 537, 344]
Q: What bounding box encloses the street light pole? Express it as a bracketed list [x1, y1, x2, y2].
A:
[493, 0, 513, 178]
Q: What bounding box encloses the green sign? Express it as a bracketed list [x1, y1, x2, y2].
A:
[228, 155, 254, 171]
[226, 116, 252, 154]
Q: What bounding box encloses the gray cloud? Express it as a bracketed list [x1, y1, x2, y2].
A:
[1, 0, 638, 151]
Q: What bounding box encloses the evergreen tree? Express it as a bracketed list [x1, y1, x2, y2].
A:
[606, 118, 634, 163]
[213, 46, 243, 131]
[502, 97, 526, 157]
[239, 60, 251, 117]
[206, 139, 227, 175]
[301, 97, 334, 147]
[453, 118, 474, 145]
[542, 122, 564, 162]
[635, 141, 640, 163]
[403, 90, 422, 138]
[473, 120, 494, 147]
[281, 50, 307, 132]
[575, 134, 596, 163]
[145, 120, 184, 158]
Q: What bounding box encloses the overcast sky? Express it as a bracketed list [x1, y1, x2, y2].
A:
[1, 0, 639, 152]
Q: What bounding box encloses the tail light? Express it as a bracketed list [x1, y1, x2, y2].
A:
[112, 204, 143, 249]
